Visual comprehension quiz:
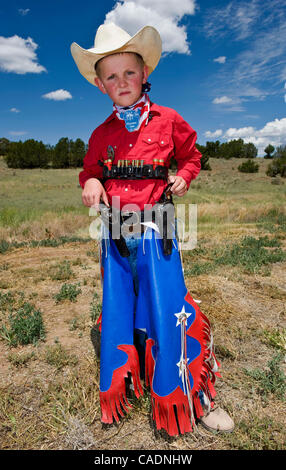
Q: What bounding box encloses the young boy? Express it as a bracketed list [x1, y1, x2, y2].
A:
[71, 23, 234, 436]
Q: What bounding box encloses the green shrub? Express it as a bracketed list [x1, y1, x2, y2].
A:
[266, 156, 286, 178]
[0, 239, 10, 254]
[54, 283, 81, 303]
[238, 159, 259, 173]
[0, 302, 45, 347]
[201, 154, 211, 171]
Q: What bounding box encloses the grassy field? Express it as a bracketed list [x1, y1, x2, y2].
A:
[0, 156, 285, 450]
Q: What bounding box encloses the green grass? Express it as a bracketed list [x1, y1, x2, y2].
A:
[90, 292, 102, 323]
[44, 343, 78, 370]
[0, 164, 82, 212]
[0, 236, 91, 254]
[184, 235, 285, 276]
[244, 353, 286, 401]
[0, 157, 285, 241]
[0, 290, 26, 315]
[49, 260, 74, 281]
[258, 209, 286, 233]
[53, 283, 82, 303]
[262, 328, 286, 352]
[0, 302, 45, 347]
[214, 236, 285, 273]
[8, 351, 36, 367]
[226, 415, 285, 450]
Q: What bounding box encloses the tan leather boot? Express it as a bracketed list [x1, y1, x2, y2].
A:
[199, 407, 234, 433]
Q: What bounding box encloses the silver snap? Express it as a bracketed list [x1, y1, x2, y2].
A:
[129, 144, 133, 147]
[161, 141, 164, 144]
[148, 138, 151, 142]
[125, 188, 128, 191]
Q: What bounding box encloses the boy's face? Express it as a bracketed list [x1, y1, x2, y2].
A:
[94, 53, 149, 107]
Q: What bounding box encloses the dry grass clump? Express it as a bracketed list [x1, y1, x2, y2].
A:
[63, 415, 96, 450]
[0, 212, 90, 243]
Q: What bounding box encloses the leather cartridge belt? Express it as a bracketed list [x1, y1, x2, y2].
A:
[100, 160, 168, 180]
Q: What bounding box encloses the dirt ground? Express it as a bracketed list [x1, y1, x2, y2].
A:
[0, 235, 285, 451]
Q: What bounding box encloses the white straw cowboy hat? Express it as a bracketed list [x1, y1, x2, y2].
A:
[70, 23, 162, 86]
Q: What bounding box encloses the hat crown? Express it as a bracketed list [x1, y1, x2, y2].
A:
[93, 23, 132, 53]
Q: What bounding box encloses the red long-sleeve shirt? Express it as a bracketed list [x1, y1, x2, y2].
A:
[79, 102, 201, 210]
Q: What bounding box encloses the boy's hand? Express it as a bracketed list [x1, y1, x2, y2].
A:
[167, 175, 187, 197]
[82, 178, 109, 209]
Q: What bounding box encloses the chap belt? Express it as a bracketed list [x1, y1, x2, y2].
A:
[99, 160, 168, 180]
[99, 198, 174, 257]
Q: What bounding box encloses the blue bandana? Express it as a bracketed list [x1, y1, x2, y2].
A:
[113, 93, 150, 132]
[119, 108, 141, 132]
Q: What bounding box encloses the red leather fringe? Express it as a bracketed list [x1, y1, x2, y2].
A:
[185, 292, 221, 418]
[100, 344, 143, 424]
[96, 313, 102, 332]
[144, 293, 221, 435]
[145, 338, 155, 388]
[151, 387, 194, 436]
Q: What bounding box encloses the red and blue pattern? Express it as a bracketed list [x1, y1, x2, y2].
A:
[98, 228, 220, 436]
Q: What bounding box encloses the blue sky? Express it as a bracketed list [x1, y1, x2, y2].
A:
[1, 0, 286, 156]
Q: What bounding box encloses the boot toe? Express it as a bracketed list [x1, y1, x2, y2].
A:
[199, 407, 234, 433]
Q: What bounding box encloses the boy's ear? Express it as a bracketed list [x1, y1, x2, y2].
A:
[142, 65, 149, 84]
[94, 77, 107, 94]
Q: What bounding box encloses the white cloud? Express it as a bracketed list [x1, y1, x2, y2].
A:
[9, 131, 27, 136]
[10, 107, 20, 113]
[205, 117, 286, 155]
[204, 129, 223, 138]
[212, 95, 246, 112]
[223, 117, 286, 155]
[204, 0, 259, 41]
[213, 56, 226, 64]
[204, 1, 286, 105]
[0, 35, 46, 74]
[42, 89, 72, 101]
[18, 8, 30, 16]
[224, 126, 256, 139]
[213, 96, 233, 104]
[104, 0, 197, 55]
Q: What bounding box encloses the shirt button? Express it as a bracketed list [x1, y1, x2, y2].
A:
[148, 138, 151, 142]
[161, 141, 164, 144]
[125, 188, 128, 192]
[129, 144, 133, 147]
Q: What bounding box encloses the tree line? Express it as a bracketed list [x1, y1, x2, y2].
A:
[0, 137, 87, 169]
[196, 138, 258, 160]
[0, 137, 285, 177]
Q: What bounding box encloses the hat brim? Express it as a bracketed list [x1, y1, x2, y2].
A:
[71, 25, 162, 86]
